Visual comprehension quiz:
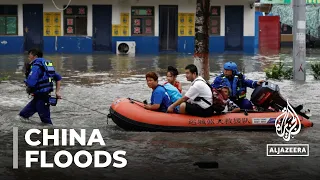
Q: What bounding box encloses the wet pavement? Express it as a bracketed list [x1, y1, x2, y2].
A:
[0, 49, 319, 179]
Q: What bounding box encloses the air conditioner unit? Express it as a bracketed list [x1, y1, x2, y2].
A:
[116, 41, 136, 55]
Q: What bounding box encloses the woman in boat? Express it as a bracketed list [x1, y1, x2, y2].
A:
[145, 72, 171, 112]
[164, 66, 182, 93]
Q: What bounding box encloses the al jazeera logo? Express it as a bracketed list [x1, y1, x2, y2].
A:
[266, 99, 309, 157]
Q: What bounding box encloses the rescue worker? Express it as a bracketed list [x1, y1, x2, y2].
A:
[19, 49, 62, 125]
[211, 61, 264, 110]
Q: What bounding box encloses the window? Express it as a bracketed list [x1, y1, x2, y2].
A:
[131, 6, 154, 36]
[209, 6, 221, 36]
[63, 5, 87, 35]
[0, 5, 18, 35]
[281, 23, 292, 34]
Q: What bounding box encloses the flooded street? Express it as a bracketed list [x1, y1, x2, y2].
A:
[0, 49, 320, 179]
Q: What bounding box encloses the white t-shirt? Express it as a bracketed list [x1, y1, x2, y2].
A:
[185, 76, 213, 109]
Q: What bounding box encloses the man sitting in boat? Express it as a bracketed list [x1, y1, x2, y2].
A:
[167, 64, 213, 117]
[164, 66, 182, 93]
[144, 72, 172, 112]
[211, 61, 264, 110]
[221, 86, 240, 113]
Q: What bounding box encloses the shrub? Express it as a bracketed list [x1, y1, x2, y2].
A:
[310, 62, 320, 80]
[0, 75, 10, 83]
[264, 61, 293, 80]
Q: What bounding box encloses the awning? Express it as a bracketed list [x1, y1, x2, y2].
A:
[259, 0, 320, 4]
[270, 4, 320, 37]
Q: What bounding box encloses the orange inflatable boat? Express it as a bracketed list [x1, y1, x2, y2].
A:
[109, 98, 314, 132]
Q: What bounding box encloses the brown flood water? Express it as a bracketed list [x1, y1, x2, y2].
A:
[0, 50, 319, 179]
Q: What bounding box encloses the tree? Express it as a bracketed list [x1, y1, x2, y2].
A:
[194, 0, 210, 81]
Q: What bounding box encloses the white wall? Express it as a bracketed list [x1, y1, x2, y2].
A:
[210, 0, 255, 36]
[113, 0, 255, 36]
[0, 0, 255, 36]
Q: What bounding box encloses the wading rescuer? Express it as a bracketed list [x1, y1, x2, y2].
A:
[19, 49, 62, 125]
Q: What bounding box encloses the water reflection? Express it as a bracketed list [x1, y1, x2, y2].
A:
[0, 55, 22, 73]
[62, 55, 88, 72]
[1, 48, 320, 86]
[110, 55, 136, 73]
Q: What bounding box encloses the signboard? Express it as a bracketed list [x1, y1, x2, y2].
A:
[43, 12, 61, 36]
[120, 13, 129, 26]
[112, 25, 121, 36]
[178, 13, 195, 36]
[131, 7, 153, 16]
[260, 0, 285, 3]
[121, 26, 129, 36]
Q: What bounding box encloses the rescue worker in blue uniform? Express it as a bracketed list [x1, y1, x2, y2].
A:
[19, 49, 62, 125]
[211, 61, 264, 110]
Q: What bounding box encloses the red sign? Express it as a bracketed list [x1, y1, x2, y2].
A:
[134, 27, 141, 34]
[211, 27, 218, 34]
[67, 18, 73, 25]
[146, 19, 152, 26]
[78, 7, 85, 15]
[134, 19, 141, 26]
[145, 27, 152, 33]
[67, 26, 73, 34]
[212, 8, 218, 15]
[66, 8, 72, 14]
[212, 19, 218, 26]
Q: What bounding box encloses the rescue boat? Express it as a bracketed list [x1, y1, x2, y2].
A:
[109, 98, 314, 132]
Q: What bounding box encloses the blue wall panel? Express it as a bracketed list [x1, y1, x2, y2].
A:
[243, 36, 256, 54]
[210, 36, 225, 53]
[255, 11, 264, 49]
[177, 36, 225, 54]
[0, 35, 255, 54]
[177, 36, 194, 54]
[57, 36, 93, 53]
[43, 37, 56, 53]
[0, 36, 24, 54]
[112, 36, 159, 54]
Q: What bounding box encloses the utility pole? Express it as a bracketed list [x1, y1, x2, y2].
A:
[194, 0, 210, 81]
[292, 0, 306, 82]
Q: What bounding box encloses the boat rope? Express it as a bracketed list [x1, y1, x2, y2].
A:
[62, 98, 109, 116]
[62, 98, 110, 121]
[62, 98, 112, 124]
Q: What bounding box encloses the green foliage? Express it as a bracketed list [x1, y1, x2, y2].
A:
[0, 75, 10, 83]
[310, 62, 320, 80]
[264, 61, 293, 80]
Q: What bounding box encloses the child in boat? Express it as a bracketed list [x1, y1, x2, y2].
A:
[221, 86, 241, 113]
[164, 66, 182, 93]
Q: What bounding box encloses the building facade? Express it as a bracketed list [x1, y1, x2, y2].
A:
[0, 0, 256, 54]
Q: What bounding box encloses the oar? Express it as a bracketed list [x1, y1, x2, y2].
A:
[127, 98, 146, 108]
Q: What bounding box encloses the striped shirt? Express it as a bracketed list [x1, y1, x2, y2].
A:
[226, 99, 239, 112]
